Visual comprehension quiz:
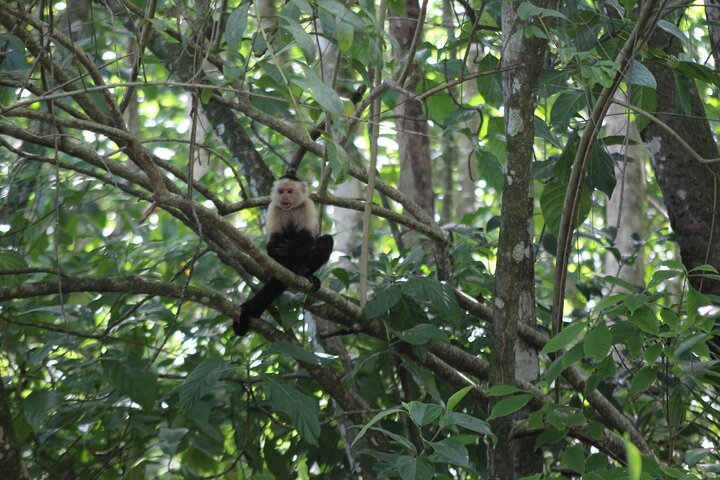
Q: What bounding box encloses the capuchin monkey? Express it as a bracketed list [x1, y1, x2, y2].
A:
[233, 174, 333, 336]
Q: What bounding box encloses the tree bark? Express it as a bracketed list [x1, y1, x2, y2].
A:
[0, 376, 30, 480]
[389, 0, 434, 217]
[641, 33, 720, 297]
[489, 2, 554, 477]
[603, 92, 646, 287]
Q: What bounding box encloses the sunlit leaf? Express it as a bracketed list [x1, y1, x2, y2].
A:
[264, 376, 321, 446]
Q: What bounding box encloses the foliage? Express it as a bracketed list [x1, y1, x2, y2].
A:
[1, 0, 720, 479]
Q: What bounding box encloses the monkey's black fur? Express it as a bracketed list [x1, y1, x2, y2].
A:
[233, 178, 332, 336]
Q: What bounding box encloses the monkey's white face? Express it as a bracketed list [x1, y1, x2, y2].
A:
[274, 180, 302, 210]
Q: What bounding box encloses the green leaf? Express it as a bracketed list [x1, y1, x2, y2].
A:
[588, 141, 616, 197]
[265, 440, 292, 479]
[426, 93, 456, 125]
[674, 333, 709, 358]
[487, 385, 524, 396]
[623, 294, 648, 314]
[628, 306, 659, 335]
[625, 61, 656, 88]
[336, 19, 354, 52]
[403, 360, 443, 404]
[657, 20, 690, 51]
[263, 376, 321, 445]
[352, 408, 403, 446]
[103, 355, 159, 412]
[263, 341, 336, 365]
[583, 323, 612, 362]
[159, 427, 189, 455]
[539, 179, 591, 237]
[629, 366, 656, 396]
[685, 448, 712, 468]
[225, 4, 250, 51]
[364, 284, 403, 319]
[561, 445, 586, 475]
[625, 436, 642, 480]
[372, 427, 418, 454]
[550, 90, 586, 131]
[648, 268, 683, 288]
[585, 452, 609, 472]
[594, 293, 628, 312]
[487, 394, 532, 420]
[396, 455, 434, 480]
[402, 277, 463, 324]
[0, 248, 28, 269]
[294, 66, 343, 117]
[629, 86, 656, 130]
[643, 342, 663, 364]
[318, 0, 366, 27]
[24, 390, 62, 430]
[176, 359, 227, 411]
[447, 385, 473, 411]
[396, 324, 449, 345]
[0, 34, 32, 73]
[404, 401, 443, 426]
[280, 18, 316, 62]
[440, 412, 493, 438]
[541, 321, 586, 355]
[428, 438, 470, 467]
[517, 2, 568, 20]
[325, 138, 350, 182]
[687, 286, 711, 324]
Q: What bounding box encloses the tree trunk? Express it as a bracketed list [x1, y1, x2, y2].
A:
[603, 92, 646, 287]
[0, 376, 30, 480]
[641, 33, 720, 297]
[489, 2, 554, 478]
[389, 0, 434, 217]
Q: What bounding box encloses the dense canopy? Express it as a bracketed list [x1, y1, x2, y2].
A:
[2, 1, 720, 479]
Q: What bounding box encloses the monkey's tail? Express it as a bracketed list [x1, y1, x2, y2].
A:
[233, 278, 287, 336]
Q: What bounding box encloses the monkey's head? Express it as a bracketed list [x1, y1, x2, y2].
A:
[272, 176, 307, 210]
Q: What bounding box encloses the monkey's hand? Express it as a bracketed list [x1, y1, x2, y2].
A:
[292, 265, 319, 289]
[267, 238, 293, 258]
[305, 274, 321, 292]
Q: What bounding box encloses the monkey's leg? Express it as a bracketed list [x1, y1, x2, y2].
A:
[296, 235, 334, 292]
[306, 234, 334, 272]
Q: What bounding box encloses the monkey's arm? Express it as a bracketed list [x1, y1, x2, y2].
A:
[267, 230, 317, 259]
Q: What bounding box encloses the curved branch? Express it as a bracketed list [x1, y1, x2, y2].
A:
[614, 97, 720, 164]
[551, 2, 661, 347]
[0, 275, 240, 319]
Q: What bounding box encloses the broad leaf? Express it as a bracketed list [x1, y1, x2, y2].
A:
[428, 438, 470, 467]
[584, 323, 612, 362]
[404, 401, 443, 426]
[263, 376, 321, 446]
[488, 394, 532, 420]
[396, 455, 434, 480]
[175, 359, 227, 411]
[541, 322, 586, 355]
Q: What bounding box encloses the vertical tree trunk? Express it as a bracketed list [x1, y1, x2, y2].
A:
[0, 377, 30, 479]
[489, 2, 554, 477]
[389, 0, 434, 217]
[707, 1, 720, 67]
[641, 33, 720, 298]
[603, 93, 646, 286]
